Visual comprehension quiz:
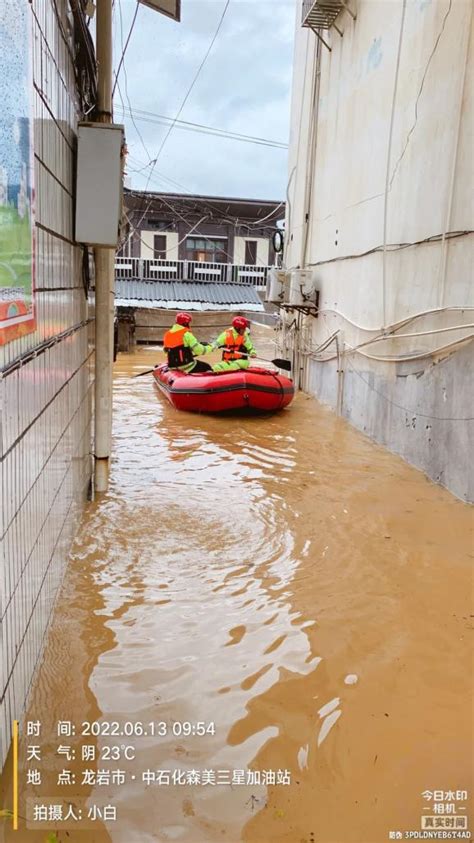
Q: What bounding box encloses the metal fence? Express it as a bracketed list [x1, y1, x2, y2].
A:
[114, 257, 272, 288]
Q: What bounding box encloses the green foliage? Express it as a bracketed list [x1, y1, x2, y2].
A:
[0, 206, 32, 289]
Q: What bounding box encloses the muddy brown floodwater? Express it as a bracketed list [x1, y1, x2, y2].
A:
[2, 327, 472, 843]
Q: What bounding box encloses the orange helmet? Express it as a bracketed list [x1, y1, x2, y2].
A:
[232, 316, 248, 330]
[176, 312, 192, 327]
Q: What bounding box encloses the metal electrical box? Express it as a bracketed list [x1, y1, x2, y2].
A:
[75, 122, 124, 247]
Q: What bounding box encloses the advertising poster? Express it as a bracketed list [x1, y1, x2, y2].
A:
[0, 0, 35, 346]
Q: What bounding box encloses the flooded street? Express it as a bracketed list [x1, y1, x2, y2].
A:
[4, 329, 472, 843]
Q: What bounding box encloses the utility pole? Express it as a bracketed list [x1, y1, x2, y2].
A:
[94, 0, 114, 492]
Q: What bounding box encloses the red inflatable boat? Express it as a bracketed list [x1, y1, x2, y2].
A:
[152, 364, 294, 413]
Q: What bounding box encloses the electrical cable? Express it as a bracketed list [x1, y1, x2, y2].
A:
[301, 36, 321, 268]
[125, 196, 238, 264]
[116, 0, 151, 162]
[303, 307, 474, 356]
[306, 323, 474, 359]
[306, 333, 473, 363]
[127, 169, 282, 229]
[315, 304, 474, 334]
[112, 1, 139, 97]
[123, 176, 279, 267]
[301, 230, 474, 270]
[131, 192, 270, 267]
[245, 203, 284, 225]
[123, 213, 209, 256]
[113, 1, 219, 259]
[126, 157, 194, 194]
[134, 0, 232, 237]
[284, 166, 297, 258]
[125, 151, 283, 229]
[111, 1, 283, 245]
[114, 104, 288, 149]
[346, 334, 474, 362]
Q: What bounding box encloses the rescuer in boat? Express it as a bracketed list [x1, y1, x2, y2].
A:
[163, 312, 213, 373]
[211, 316, 257, 373]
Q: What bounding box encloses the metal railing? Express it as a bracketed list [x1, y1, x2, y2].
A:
[114, 257, 272, 287]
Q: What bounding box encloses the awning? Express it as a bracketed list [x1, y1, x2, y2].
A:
[114, 280, 264, 312]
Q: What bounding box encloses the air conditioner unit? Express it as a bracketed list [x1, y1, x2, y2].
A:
[289, 269, 318, 306]
[266, 268, 289, 304]
[301, 0, 355, 31]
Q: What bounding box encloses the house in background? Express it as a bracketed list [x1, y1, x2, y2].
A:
[115, 189, 284, 347]
[120, 188, 283, 268]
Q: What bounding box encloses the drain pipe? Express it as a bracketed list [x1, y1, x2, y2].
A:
[335, 333, 345, 416]
[94, 0, 114, 492]
[299, 37, 322, 391]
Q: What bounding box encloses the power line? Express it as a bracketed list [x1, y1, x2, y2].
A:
[126, 155, 283, 228]
[124, 185, 274, 268]
[147, 0, 232, 172]
[126, 155, 193, 193]
[126, 161, 237, 224]
[121, 0, 279, 256]
[124, 211, 209, 256]
[114, 104, 288, 149]
[126, 193, 241, 265]
[127, 188, 281, 238]
[115, 1, 152, 163]
[134, 0, 232, 237]
[112, 0, 140, 98]
[112, 0, 279, 270]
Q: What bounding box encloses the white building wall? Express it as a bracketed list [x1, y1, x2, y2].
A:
[257, 238, 270, 266]
[0, 0, 93, 767]
[284, 0, 473, 501]
[234, 236, 270, 265]
[140, 230, 179, 259]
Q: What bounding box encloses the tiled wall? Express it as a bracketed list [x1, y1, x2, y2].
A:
[0, 0, 94, 768]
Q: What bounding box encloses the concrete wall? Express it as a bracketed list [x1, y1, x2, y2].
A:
[283, 0, 473, 501]
[0, 0, 93, 767]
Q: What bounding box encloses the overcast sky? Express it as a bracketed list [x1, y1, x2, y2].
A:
[111, 0, 296, 201]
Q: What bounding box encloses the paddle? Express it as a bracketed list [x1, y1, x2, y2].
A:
[235, 354, 292, 371]
[133, 356, 291, 377]
[133, 367, 159, 377]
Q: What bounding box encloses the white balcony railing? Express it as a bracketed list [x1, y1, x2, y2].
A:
[114, 257, 272, 287]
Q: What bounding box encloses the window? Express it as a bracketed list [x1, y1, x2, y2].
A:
[245, 240, 257, 265]
[185, 237, 228, 263]
[154, 235, 167, 259]
[148, 219, 173, 231]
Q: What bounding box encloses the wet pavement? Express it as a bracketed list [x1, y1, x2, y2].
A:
[2, 329, 473, 843]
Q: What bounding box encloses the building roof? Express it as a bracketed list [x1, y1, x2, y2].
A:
[124, 189, 284, 225]
[115, 280, 264, 312]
